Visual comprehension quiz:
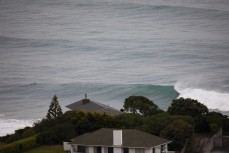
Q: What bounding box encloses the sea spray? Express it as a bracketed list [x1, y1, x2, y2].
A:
[0, 118, 36, 137]
[175, 83, 229, 111]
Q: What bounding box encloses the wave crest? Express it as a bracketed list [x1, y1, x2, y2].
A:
[175, 83, 229, 111]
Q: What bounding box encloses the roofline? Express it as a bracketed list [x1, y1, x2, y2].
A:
[149, 141, 172, 149]
[69, 142, 171, 148]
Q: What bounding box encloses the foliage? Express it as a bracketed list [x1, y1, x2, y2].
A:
[0, 127, 36, 143]
[0, 135, 38, 153]
[123, 96, 163, 116]
[168, 98, 209, 117]
[206, 112, 224, 133]
[160, 120, 194, 151]
[145, 113, 194, 136]
[46, 95, 63, 120]
[114, 113, 147, 130]
[37, 123, 76, 145]
[167, 98, 209, 132]
[223, 115, 229, 132]
[24, 145, 64, 153]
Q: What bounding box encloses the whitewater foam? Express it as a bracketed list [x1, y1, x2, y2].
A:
[0, 118, 36, 137]
[175, 83, 229, 111]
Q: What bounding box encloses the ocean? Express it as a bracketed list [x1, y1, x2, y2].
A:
[0, 0, 229, 136]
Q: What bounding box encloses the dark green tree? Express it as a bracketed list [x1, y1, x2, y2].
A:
[160, 120, 194, 151]
[206, 112, 224, 133]
[46, 95, 63, 119]
[37, 123, 77, 144]
[123, 96, 163, 116]
[168, 97, 209, 132]
[145, 113, 194, 136]
[168, 98, 208, 117]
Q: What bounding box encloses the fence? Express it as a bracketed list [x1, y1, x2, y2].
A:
[202, 128, 222, 153]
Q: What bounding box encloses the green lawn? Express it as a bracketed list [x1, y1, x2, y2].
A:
[24, 145, 65, 153]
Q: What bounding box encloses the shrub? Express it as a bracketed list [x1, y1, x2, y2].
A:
[161, 120, 194, 151]
[37, 123, 77, 145]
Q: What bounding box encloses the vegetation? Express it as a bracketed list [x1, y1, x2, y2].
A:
[123, 96, 163, 116]
[24, 145, 64, 153]
[168, 98, 209, 132]
[46, 95, 63, 120]
[161, 120, 194, 150]
[1, 96, 229, 152]
[37, 123, 76, 145]
[206, 112, 225, 134]
[0, 135, 38, 153]
[0, 127, 36, 143]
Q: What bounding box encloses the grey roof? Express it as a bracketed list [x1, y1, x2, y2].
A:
[66, 99, 122, 115]
[69, 128, 171, 148]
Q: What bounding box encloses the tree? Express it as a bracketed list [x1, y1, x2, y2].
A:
[37, 123, 77, 144]
[168, 98, 208, 117]
[206, 112, 224, 133]
[145, 113, 195, 136]
[160, 120, 194, 151]
[167, 98, 209, 132]
[46, 95, 63, 119]
[123, 96, 163, 116]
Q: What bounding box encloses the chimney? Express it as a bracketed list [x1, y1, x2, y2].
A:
[113, 130, 122, 146]
[82, 94, 90, 104]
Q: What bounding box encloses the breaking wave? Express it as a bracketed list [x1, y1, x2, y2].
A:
[175, 83, 229, 111]
[0, 118, 36, 137]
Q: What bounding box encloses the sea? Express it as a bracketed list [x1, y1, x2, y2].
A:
[0, 0, 229, 136]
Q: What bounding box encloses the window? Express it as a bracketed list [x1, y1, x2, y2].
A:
[152, 148, 155, 153]
[77, 145, 86, 153]
[108, 147, 113, 153]
[96, 147, 102, 153]
[123, 148, 129, 153]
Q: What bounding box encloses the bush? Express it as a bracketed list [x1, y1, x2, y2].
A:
[206, 112, 224, 133]
[0, 127, 36, 144]
[160, 120, 194, 151]
[0, 135, 38, 153]
[145, 113, 194, 136]
[37, 123, 77, 145]
[209, 123, 219, 134]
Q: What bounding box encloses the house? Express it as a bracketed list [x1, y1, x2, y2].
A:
[64, 128, 171, 153]
[66, 94, 122, 115]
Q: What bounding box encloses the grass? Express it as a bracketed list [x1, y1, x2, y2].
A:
[24, 145, 65, 153]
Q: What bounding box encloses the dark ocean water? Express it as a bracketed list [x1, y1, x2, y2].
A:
[0, 0, 229, 136]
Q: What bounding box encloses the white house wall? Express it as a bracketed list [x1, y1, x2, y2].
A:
[129, 148, 135, 153]
[68, 144, 170, 153]
[101, 147, 106, 153]
[164, 144, 168, 152]
[88, 146, 95, 153]
[104, 147, 108, 153]
[145, 148, 151, 153]
[155, 145, 161, 153]
[114, 147, 122, 153]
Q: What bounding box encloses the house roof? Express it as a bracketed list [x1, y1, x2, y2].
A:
[69, 128, 171, 148]
[66, 99, 122, 115]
